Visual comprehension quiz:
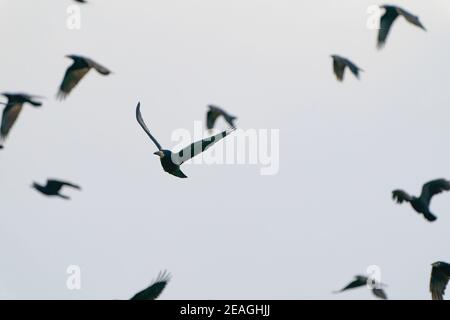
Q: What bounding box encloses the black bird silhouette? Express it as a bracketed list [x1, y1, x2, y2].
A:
[392, 179, 450, 222]
[377, 5, 426, 49]
[130, 270, 171, 300]
[331, 55, 363, 82]
[73, 0, 87, 3]
[136, 102, 234, 178]
[32, 179, 81, 200]
[334, 275, 388, 300]
[0, 93, 43, 149]
[57, 54, 111, 100]
[206, 105, 237, 130]
[430, 261, 450, 300]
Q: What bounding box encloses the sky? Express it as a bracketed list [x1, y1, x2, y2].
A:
[0, 0, 450, 300]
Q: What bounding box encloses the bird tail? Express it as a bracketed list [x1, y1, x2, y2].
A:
[171, 169, 188, 179]
[423, 212, 437, 222]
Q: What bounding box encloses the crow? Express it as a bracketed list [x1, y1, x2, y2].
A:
[392, 179, 450, 222]
[334, 275, 387, 300]
[0, 93, 43, 149]
[331, 55, 363, 82]
[32, 179, 81, 200]
[57, 55, 111, 100]
[377, 5, 426, 49]
[206, 105, 237, 130]
[136, 102, 234, 178]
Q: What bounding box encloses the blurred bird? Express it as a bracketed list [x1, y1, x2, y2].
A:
[32, 179, 81, 200]
[430, 261, 450, 300]
[57, 54, 111, 100]
[377, 5, 426, 49]
[392, 179, 450, 222]
[73, 0, 87, 3]
[334, 275, 388, 300]
[130, 270, 171, 300]
[136, 102, 235, 178]
[0, 93, 43, 149]
[331, 55, 363, 82]
[206, 105, 237, 130]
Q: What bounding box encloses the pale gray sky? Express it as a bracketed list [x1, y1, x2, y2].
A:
[0, 0, 450, 299]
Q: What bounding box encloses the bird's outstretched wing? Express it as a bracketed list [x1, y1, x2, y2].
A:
[377, 6, 399, 49]
[334, 276, 367, 293]
[47, 180, 81, 191]
[397, 7, 426, 31]
[392, 190, 413, 203]
[430, 264, 450, 300]
[333, 59, 346, 81]
[0, 103, 23, 141]
[135, 102, 162, 150]
[130, 270, 171, 300]
[174, 129, 234, 165]
[420, 179, 450, 206]
[344, 59, 363, 79]
[85, 57, 111, 75]
[57, 63, 90, 100]
[206, 108, 221, 130]
[372, 288, 388, 300]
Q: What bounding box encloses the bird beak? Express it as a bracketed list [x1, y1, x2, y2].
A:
[153, 151, 163, 157]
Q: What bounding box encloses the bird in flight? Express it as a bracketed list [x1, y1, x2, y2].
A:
[57, 54, 111, 100]
[430, 261, 450, 300]
[73, 0, 87, 3]
[130, 270, 171, 300]
[334, 275, 388, 300]
[331, 55, 363, 82]
[32, 179, 81, 200]
[206, 105, 237, 130]
[0, 93, 43, 149]
[377, 5, 426, 49]
[392, 179, 450, 222]
[136, 102, 234, 178]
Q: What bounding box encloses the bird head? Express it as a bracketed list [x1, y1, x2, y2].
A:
[432, 261, 444, 268]
[65, 54, 80, 61]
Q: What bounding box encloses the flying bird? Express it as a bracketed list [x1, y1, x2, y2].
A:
[392, 179, 450, 222]
[130, 270, 171, 300]
[334, 275, 388, 300]
[0, 93, 43, 149]
[430, 261, 450, 300]
[57, 55, 111, 100]
[377, 5, 426, 49]
[331, 55, 363, 82]
[206, 105, 237, 130]
[73, 0, 87, 3]
[136, 102, 234, 178]
[32, 179, 81, 200]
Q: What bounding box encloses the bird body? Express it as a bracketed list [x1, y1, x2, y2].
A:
[334, 275, 387, 299]
[136, 102, 234, 178]
[32, 179, 81, 200]
[392, 179, 450, 222]
[57, 54, 111, 100]
[330, 55, 363, 81]
[0, 93, 43, 149]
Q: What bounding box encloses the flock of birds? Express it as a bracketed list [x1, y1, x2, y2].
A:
[1, 2, 450, 300]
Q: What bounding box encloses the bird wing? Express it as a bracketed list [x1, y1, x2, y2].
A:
[47, 180, 81, 192]
[397, 7, 426, 30]
[420, 179, 450, 206]
[0, 103, 23, 140]
[206, 109, 221, 130]
[377, 6, 399, 49]
[333, 58, 346, 81]
[135, 102, 162, 150]
[344, 59, 362, 79]
[336, 277, 367, 292]
[392, 190, 413, 203]
[130, 270, 171, 300]
[372, 288, 388, 300]
[57, 63, 90, 99]
[430, 265, 450, 300]
[85, 57, 111, 75]
[173, 129, 234, 165]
